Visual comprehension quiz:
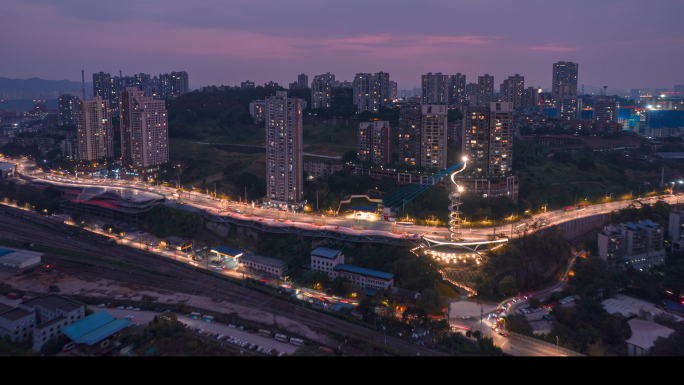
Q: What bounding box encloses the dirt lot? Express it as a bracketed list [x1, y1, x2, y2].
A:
[0, 266, 328, 343]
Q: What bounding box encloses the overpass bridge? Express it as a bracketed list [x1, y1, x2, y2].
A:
[196, 204, 421, 247]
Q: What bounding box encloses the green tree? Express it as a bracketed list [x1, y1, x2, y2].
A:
[498, 275, 517, 297]
[529, 298, 541, 308]
[506, 314, 533, 335]
[651, 333, 684, 356]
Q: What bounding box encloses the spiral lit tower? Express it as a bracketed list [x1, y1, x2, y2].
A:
[448, 157, 467, 242]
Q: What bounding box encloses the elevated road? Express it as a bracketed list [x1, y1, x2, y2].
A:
[5, 156, 681, 245]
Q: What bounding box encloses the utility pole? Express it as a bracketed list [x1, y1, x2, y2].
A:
[480, 305, 483, 337]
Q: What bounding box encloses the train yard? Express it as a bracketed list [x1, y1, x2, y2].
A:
[0, 207, 445, 356]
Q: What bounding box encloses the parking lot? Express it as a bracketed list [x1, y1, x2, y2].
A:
[88, 305, 300, 355]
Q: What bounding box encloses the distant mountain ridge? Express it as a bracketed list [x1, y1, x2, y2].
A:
[0, 77, 91, 93]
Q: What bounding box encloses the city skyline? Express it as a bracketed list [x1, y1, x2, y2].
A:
[2, 0, 683, 90]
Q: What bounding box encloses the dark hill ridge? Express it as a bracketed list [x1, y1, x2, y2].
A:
[0, 77, 89, 92]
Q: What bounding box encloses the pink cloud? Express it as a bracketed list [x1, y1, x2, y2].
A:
[529, 45, 578, 52]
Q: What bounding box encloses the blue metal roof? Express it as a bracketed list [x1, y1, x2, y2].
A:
[0, 248, 15, 257]
[334, 264, 395, 280]
[211, 246, 244, 257]
[332, 302, 356, 312]
[311, 247, 340, 259]
[61, 311, 131, 345]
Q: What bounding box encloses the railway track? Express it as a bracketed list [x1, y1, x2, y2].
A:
[0, 211, 446, 356]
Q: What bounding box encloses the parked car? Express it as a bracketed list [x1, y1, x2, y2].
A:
[125, 315, 134, 319]
[98, 303, 106, 308]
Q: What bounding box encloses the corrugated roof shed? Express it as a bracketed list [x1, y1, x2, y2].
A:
[311, 247, 341, 259]
[61, 311, 131, 345]
[334, 264, 394, 280]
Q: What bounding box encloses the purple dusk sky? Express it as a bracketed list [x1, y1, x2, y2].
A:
[2, 0, 683, 91]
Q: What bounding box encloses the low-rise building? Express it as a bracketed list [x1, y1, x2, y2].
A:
[61, 311, 131, 354]
[626, 319, 675, 356]
[310, 247, 344, 278]
[333, 264, 394, 291]
[598, 220, 666, 271]
[238, 254, 288, 277]
[304, 160, 343, 180]
[0, 162, 16, 179]
[14, 295, 85, 351]
[0, 247, 42, 269]
[0, 303, 35, 343]
[310, 247, 394, 291]
[160, 236, 193, 252]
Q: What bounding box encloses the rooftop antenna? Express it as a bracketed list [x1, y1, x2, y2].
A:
[81, 70, 86, 100]
[603, 86, 607, 97]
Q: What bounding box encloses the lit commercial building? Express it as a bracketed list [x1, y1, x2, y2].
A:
[500, 74, 524, 109]
[311, 74, 333, 109]
[375, 72, 392, 107]
[297, 73, 308, 88]
[594, 96, 619, 123]
[552, 61, 579, 104]
[521, 87, 541, 109]
[249, 99, 266, 123]
[58, 94, 79, 126]
[241, 80, 255, 89]
[598, 220, 666, 271]
[77, 96, 113, 161]
[353, 73, 379, 113]
[265, 91, 304, 206]
[462, 102, 513, 177]
[120, 87, 169, 173]
[398, 107, 422, 166]
[92, 72, 111, 102]
[448, 73, 466, 107]
[162, 71, 189, 99]
[558, 96, 581, 120]
[420, 104, 448, 169]
[357, 120, 391, 166]
[421, 72, 449, 105]
[460, 102, 517, 200]
[390, 81, 398, 102]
